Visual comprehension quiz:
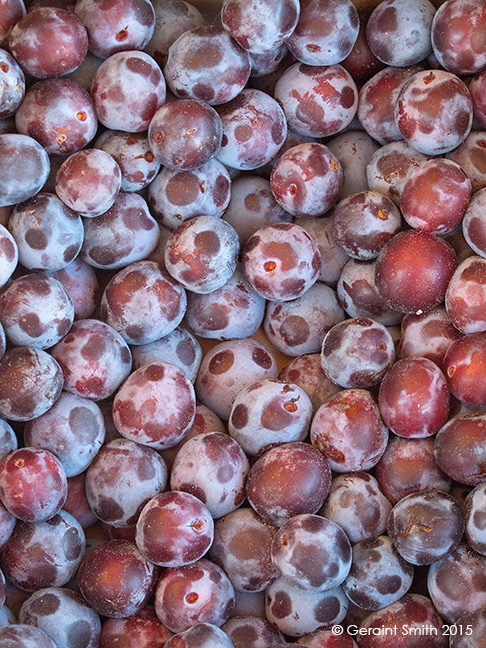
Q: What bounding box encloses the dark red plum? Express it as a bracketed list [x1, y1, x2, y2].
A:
[145, 0, 205, 67]
[51, 319, 132, 401]
[78, 540, 157, 618]
[375, 230, 457, 315]
[311, 389, 389, 473]
[332, 191, 401, 261]
[228, 379, 313, 456]
[428, 543, 486, 623]
[1, 511, 85, 591]
[170, 431, 249, 519]
[24, 392, 104, 478]
[48, 258, 100, 321]
[434, 412, 486, 485]
[242, 222, 321, 300]
[343, 535, 414, 611]
[431, 0, 486, 75]
[0, 274, 74, 350]
[112, 361, 195, 449]
[74, 0, 155, 59]
[8, 192, 84, 272]
[378, 357, 450, 438]
[55, 149, 121, 218]
[149, 99, 222, 171]
[15, 79, 97, 156]
[265, 578, 348, 637]
[163, 25, 250, 105]
[287, 0, 358, 66]
[321, 318, 395, 389]
[387, 490, 465, 565]
[0, 49, 25, 119]
[154, 559, 235, 632]
[95, 130, 161, 192]
[216, 89, 287, 171]
[0, 447, 67, 523]
[264, 283, 344, 357]
[185, 265, 266, 341]
[86, 437, 168, 528]
[271, 514, 351, 592]
[246, 442, 331, 527]
[148, 158, 231, 229]
[136, 491, 213, 567]
[81, 194, 159, 270]
[18, 587, 101, 648]
[222, 0, 299, 54]
[375, 436, 452, 505]
[366, 0, 435, 66]
[270, 142, 343, 218]
[164, 216, 239, 294]
[91, 51, 165, 133]
[195, 338, 277, 420]
[401, 159, 471, 235]
[320, 472, 392, 545]
[208, 507, 279, 593]
[101, 261, 186, 344]
[0, 347, 63, 421]
[99, 605, 173, 648]
[274, 63, 357, 138]
[357, 594, 447, 648]
[394, 70, 473, 156]
[9, 7, 88, 79]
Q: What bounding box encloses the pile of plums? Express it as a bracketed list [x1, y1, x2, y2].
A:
[1, 0, 486, 645]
